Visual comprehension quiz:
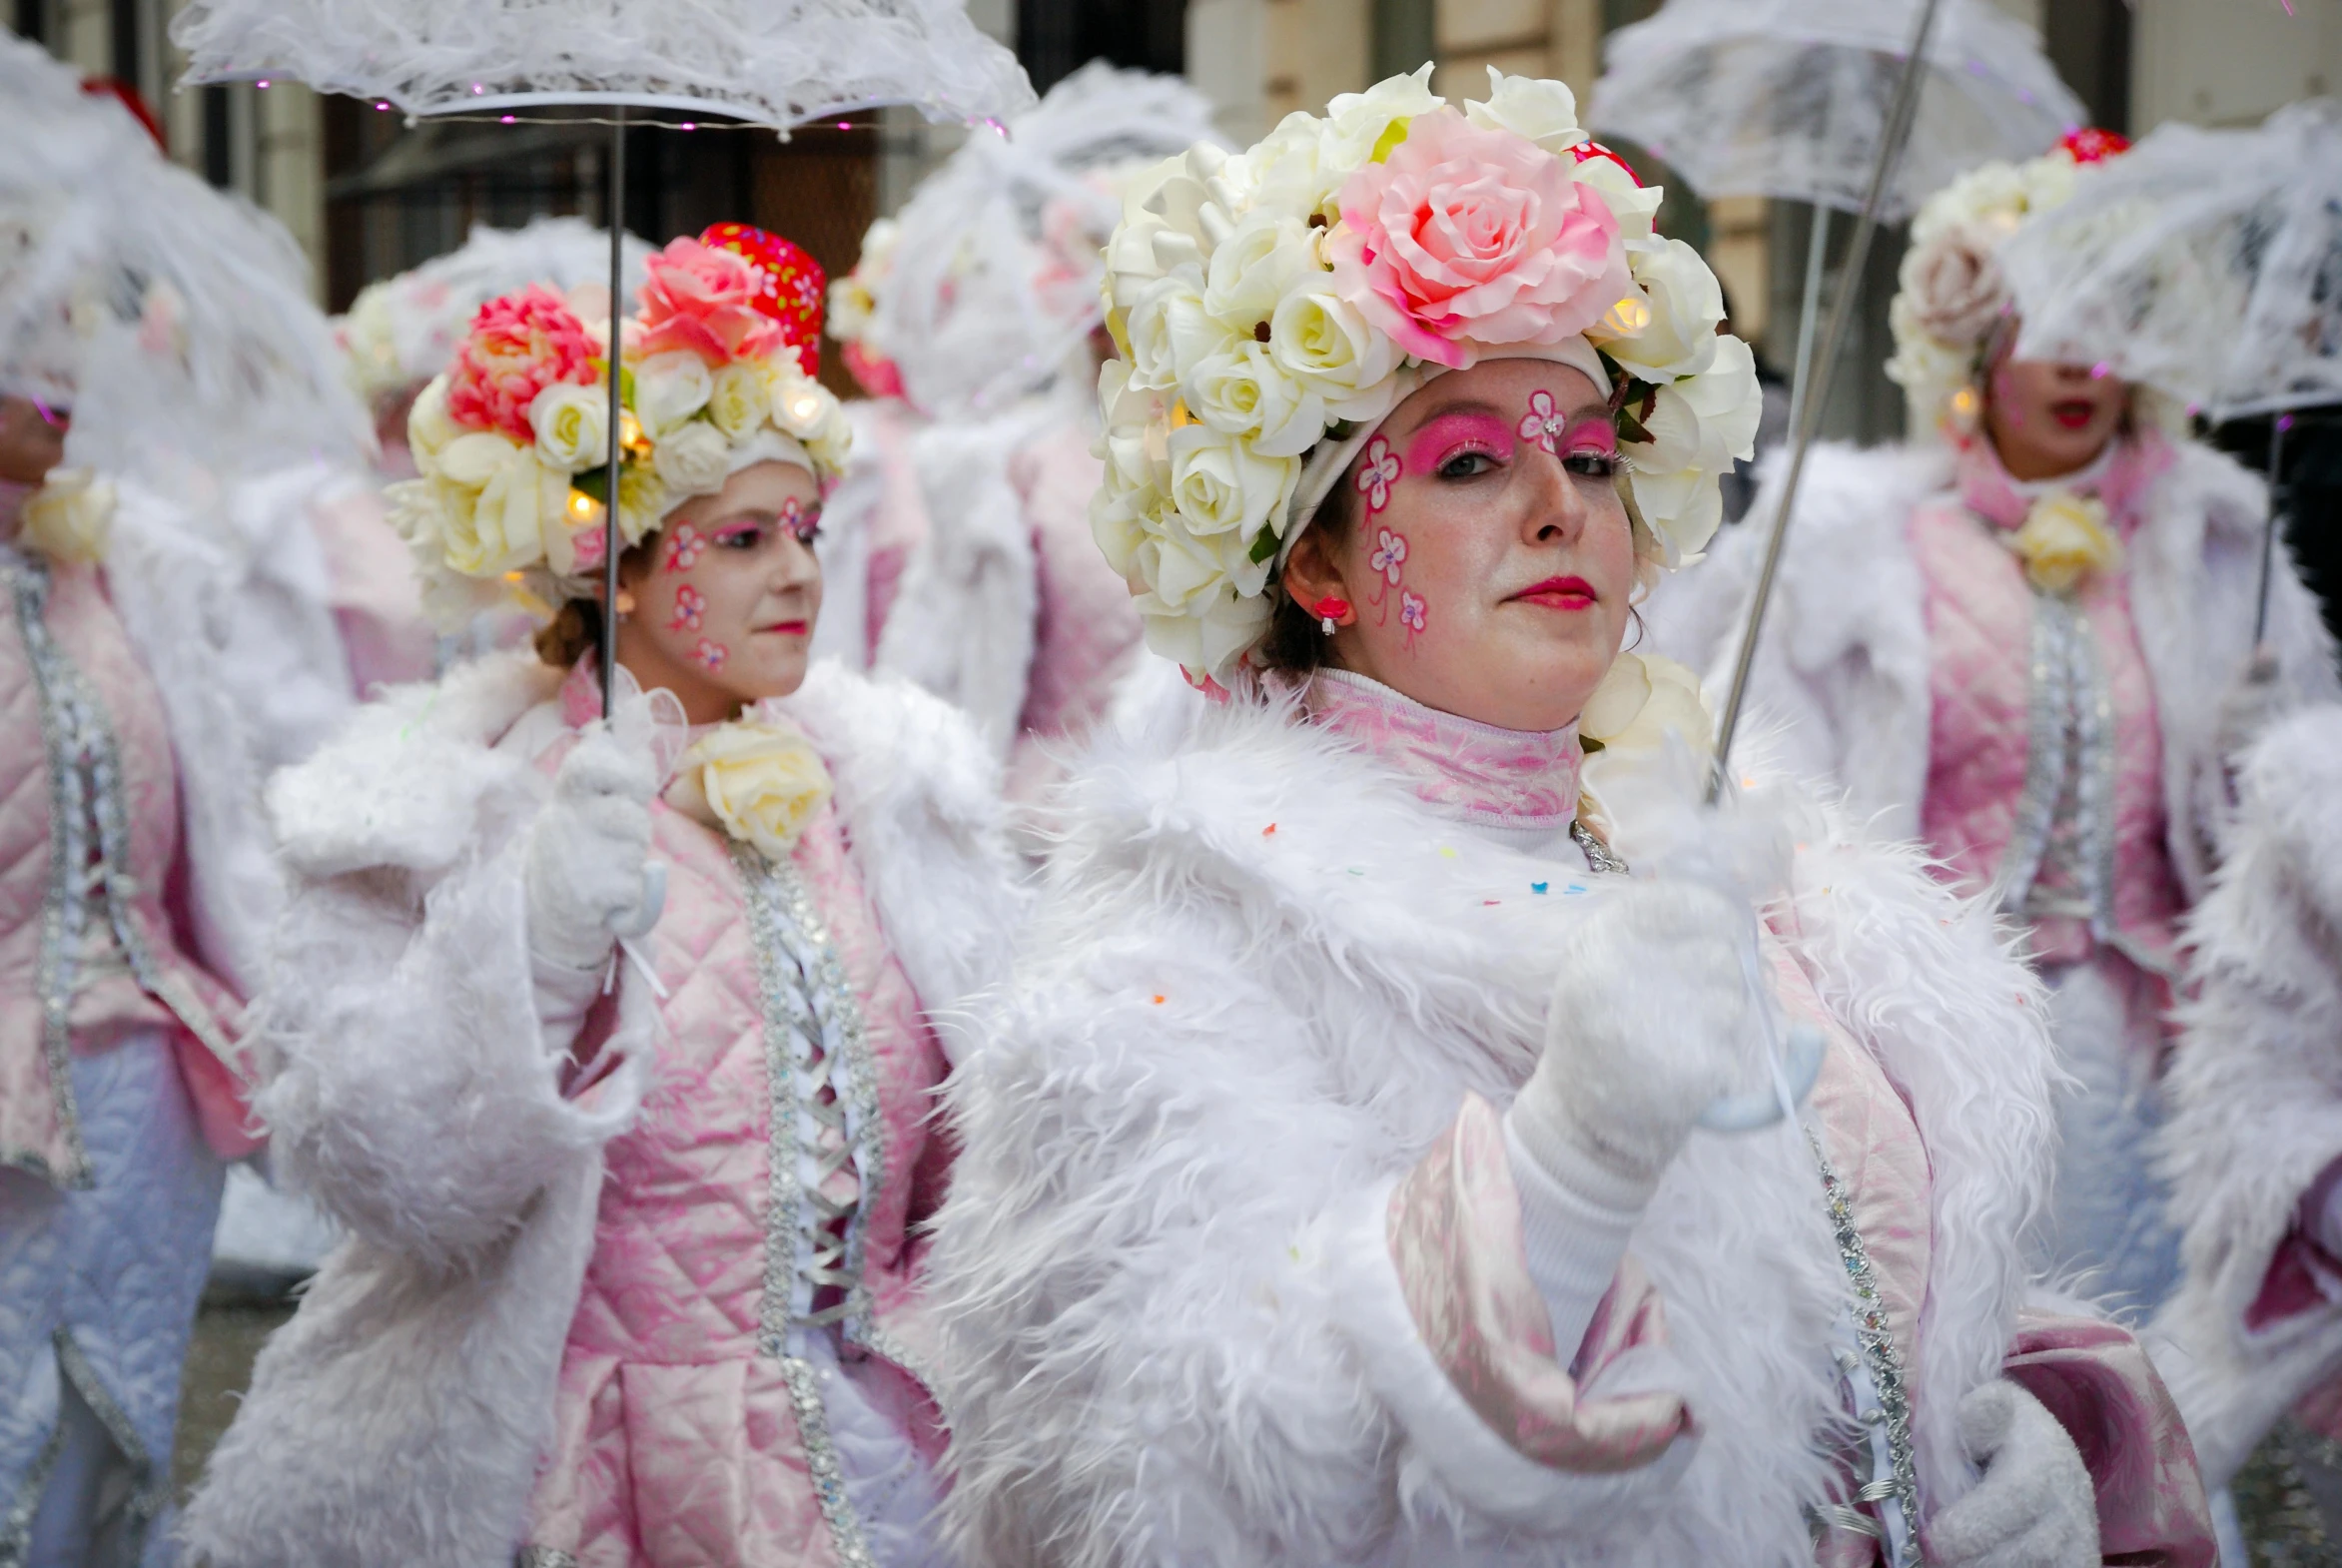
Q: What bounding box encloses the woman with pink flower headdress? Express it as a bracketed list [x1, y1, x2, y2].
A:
[821, 63, 1226, 824]
[1648, 130, 2339, 1326]
[180, 224, 1026, 1568]
[928, 70, 2211, 1568]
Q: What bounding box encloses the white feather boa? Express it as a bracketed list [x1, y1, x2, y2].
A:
[928, 691, 2059, 1566]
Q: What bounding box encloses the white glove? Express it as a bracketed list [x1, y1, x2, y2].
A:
[1504, 880, 1756, 1355]
[524, 730, 661, 1048]
[1926, 1380, 2100, 1568]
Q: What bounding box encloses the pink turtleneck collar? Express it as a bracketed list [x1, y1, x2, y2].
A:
[1955, 426, 2173, 535]
[1304, 667, 1584, 833]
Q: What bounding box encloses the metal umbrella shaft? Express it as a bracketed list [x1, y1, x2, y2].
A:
[2253, 412, 2289, 646]
[601, 106, 627, 722]
[1783, 205, 1833, 456]
[1708, 0, 1947, 799]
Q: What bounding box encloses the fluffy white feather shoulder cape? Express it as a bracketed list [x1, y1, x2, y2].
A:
[929, 689, 2060, 1567]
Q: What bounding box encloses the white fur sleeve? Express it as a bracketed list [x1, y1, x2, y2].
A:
[253, 683, 650, 1271]
[2150, 707, 2342, 1487]
[929, 916, 1686, 1566]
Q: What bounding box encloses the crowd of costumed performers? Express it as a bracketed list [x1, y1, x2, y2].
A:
[1649, 128, 2337, 1325]
[926, 68, 2216, 1568]
[180, 224, 1027, 1568]
[0, 34, 442, 1561]
[817, 62, 1223, 824]
[11, 11, 2342, 1567]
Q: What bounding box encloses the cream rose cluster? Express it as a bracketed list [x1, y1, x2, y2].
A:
[1093, 66, 1764, 681]
[389, 229, 853, 630]
[1887, 130, 2128, 436]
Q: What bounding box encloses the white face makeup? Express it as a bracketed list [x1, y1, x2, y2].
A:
[613, 458, 824, 725]
[1281, 357, 1639, 733]
[1984, 348, 2128, 482]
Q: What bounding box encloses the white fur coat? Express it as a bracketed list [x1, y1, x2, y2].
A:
[1644, 437, 2338, 901]
[2148, 705, 2342, 1488]
[179, 652, 1026, 1568]
[928, 690, 2061, 1567]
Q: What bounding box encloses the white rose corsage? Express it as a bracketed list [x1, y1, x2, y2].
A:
[1578, 650, 1715, 836]
[15, 468, 116, 565]
[2007, 491, 2119, 596]
[665, 719, 834, 862]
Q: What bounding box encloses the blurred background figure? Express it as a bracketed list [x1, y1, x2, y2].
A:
[846, 62, 1223, 824]
[0, 34, 381, 1563]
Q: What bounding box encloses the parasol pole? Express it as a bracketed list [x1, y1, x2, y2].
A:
[2253, 410, 2289, 646]
[1782, 204, 1832, 453]
[601, 105, 627, 722]
[1708, 0, 1947, 800]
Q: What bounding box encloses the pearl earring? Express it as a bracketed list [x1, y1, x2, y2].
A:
[614, 588, 637, 619]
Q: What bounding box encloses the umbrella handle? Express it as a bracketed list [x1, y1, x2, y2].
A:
[601, 105, 628, 722]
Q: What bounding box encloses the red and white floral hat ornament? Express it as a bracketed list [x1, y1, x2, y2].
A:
[1886, 128, 2135, 437]
[389, 222, 852, 628]
[1095, 66, 1765, 683]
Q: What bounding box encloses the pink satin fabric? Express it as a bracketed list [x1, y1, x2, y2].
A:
[1304, 668, 1584, 832]
[1005, 424, 1144, 806]
[1998, 1308, 2217, 1567]
[1910, 433, 2186, 975]
[523, 676, 953, 1567]
[1385, 1092, 1690, 1470]
[854, 398, 931, 661]
[0, 556, 251, 1179]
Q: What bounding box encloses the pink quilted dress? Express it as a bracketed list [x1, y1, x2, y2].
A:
[521, 674, 954, 1568]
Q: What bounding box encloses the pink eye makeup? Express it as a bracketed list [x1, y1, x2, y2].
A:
[1555, 416, 1620, 458]
[1405, 410, 1516, 477]
[709, 519, 765, 550]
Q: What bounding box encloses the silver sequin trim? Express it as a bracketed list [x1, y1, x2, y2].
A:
[780, 1353, 879, 1568]
[1570, 818, 1629, 875]
[1810, 1131, 1924, 1568]
[53, 1327, 165, 1535]
[6, 557, 241, 1190]
[515, 1550, 578, 1568]
[0, 1396, 69, 1567]
[734, 843, 889, 1566]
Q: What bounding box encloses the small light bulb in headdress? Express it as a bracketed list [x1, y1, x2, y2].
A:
[1602, 295, 1652, 336]
[566, 489, 604, 526]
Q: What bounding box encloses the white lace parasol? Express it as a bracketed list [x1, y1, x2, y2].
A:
[1588, 0, 2082, 220]
[2002, 99, 2342, 421]
[870, 61, 1225, 421]
[0, 34, 366, 475]
[170, 0, 1035, 127]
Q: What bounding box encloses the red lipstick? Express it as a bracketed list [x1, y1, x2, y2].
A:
[757, 618, 810, 636]
[2051, 399, 2097, 430]
[1512, 575, 1597, 610]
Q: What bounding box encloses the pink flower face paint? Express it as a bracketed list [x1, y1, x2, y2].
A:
[1399, 589, 1427, 649]
[1369, 526, 1408, 586]
[662, 523, 705, 573]
[1353, 436, 1401, 512]
[777, 494, 822, 545]
[667, 583, 706, 633]
[692, 636, 729, 671]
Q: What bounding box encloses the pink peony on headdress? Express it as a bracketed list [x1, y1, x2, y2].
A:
[444, 285, 597, 443]
[1329, 108, 1635, 370]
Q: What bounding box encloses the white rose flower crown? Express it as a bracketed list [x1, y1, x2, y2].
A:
[390, 223, 852, 628]
[1092, 66, 1765, 684]
[1885, 128, 2138, 439]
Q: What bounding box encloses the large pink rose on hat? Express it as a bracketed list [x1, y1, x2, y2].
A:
[1329, 109, 1633, 370]
[635, 236, 790, 368]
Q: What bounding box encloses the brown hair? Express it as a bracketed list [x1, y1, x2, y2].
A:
[530, 539, 652, 668]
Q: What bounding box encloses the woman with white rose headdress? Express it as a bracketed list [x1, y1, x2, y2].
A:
[927, 70, 2212, 1568]
[181, 224, 1027, 1568]
[1647, 130, 2339, 1320]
